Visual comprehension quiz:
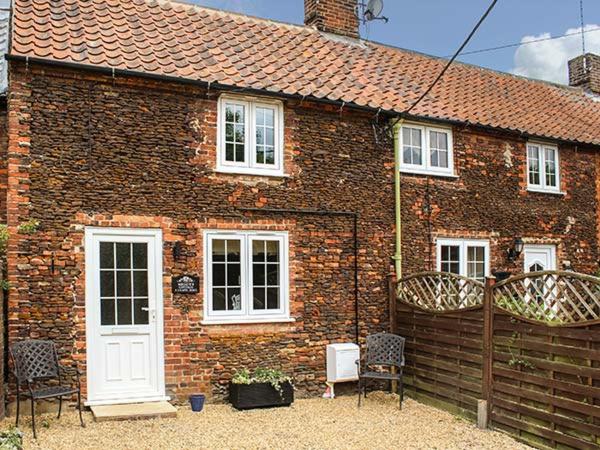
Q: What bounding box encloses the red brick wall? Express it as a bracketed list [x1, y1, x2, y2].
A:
[5, 61, 600, 403]
[6, 62, 393, 401]
[400, 127, 600, 276]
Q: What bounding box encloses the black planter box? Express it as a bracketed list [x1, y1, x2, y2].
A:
[229, 381, 294, 410]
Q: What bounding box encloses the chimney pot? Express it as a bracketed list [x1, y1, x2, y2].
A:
[304, 0, 359, 39]
[568, 53, 600, 95]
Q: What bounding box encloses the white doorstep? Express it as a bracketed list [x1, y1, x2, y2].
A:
[91, 401, 177, 422]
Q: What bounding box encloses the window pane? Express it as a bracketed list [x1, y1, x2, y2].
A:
[115, 243, 131, 269]
[256, 127, 264, 145]
[116, 298, 132, 325]
[225, 143, 234, 161]
[101, 299, 115, 325]
[132, 243, 147, 269]
[133, 271, 148, 297]
[213, 288, 226, 310]
[266, 241, 279, 261]
[227, 240, 240, 262]
[265, 128, 274, 146]
[212, 240, 226, 262]
[253, 263, 265, 285]
[402, 127, 422, 165]
[133, 298, 149, 325]
[212, 263, 225, 286]
[116, 271, 132, 297]
[224, 103, 246, 163]
[267, 287, 279, 309]
[467, 246, 485, 281]
[228, 288, 242, 310]
[545, 148, 557, 187]
[100, 242, 114, 269]
[265, 148, 275, 165]
[528, 145, 540, 185]
[100, 271, 114, 297]
[253, 287, 265, 310]
[267, 264, 279, 285]
[227, 263, 241, 287]
[253, 240, 265, 262]
[430, 131, 449, 168]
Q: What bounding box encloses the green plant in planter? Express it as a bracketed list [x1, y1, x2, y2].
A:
[17, 219, 40, 235]
[232, 367, 293, 397]
[0, 427, 23, 450]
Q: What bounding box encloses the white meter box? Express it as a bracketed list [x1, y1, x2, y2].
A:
[326, 343, 360, 382]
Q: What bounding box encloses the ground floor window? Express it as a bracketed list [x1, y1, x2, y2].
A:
[203, 230, 289, 323]
[436, 238, 490, 283]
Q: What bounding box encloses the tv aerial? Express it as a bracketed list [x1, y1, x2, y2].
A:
[357, 0, 389, 24]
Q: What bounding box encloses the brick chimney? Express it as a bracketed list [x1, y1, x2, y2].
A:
[568, 53, 600, 95]
[304, 0, 359, 39]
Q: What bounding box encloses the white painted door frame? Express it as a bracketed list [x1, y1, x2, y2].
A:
[84, 227, 167, 406]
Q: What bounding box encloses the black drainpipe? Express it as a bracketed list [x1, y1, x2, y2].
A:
[238, 207, 360, 344]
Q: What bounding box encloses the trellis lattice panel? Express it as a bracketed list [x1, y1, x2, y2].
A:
[397, 271, 484, 312]
[492, 270, 600, 325]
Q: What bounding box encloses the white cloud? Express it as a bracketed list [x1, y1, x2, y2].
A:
[512, 24, 600, 84]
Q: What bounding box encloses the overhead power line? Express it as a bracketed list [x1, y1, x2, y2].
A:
[448, 25, 600, 58]
[389, 0, 498, 125]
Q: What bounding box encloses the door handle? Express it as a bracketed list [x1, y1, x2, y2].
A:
[141, 307, 156, 321]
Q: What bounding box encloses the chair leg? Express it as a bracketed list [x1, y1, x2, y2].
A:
[399, 377, 404, 410]
[57, 396, 62, 419]
[30, 397, 36, 439]
[15, 393, 20, 427]
[357, 379, 362, 407]
[77, 390, 85, 428]
[364, 378, 368, 398]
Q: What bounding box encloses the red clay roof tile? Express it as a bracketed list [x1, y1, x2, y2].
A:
[10, 0, 600, 145]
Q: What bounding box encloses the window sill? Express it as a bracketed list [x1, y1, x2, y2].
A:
[201, 317, 295, 325]
[526, 187, 566, 196]
[399, 168, 458, 179]
[214, 167, 288, 178]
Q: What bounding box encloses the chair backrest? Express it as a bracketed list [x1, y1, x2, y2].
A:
[365, 333, 405, 369]
[10, 340, 60, 383]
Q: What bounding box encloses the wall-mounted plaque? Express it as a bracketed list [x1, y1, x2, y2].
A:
[172, 275, 200, 294]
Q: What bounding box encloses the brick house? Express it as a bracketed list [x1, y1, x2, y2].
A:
[2, 0, 600, 406]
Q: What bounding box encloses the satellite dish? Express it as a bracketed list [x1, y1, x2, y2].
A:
[363, 0, 388, 23]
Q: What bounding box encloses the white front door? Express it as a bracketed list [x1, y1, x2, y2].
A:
[85, 228, 166, 406]
[523, 244, 557, 273]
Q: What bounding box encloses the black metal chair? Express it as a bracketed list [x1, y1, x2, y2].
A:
[356, 333, 405, 409]
[10, 340, 85, 438]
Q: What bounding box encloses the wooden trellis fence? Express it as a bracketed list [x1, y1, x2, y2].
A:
[391, 270, 600, 450]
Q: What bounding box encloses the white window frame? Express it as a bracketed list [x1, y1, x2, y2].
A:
[526, 142, 560, 193]
[398, 123, 455, 177]
[217, 95, 284, 176]
[436, 238, 490, 281]
[203, 230, 290, 324]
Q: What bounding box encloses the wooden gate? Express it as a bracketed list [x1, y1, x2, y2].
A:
[393, 270, 600, 449]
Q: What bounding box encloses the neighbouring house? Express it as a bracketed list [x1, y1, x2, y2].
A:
[1, 0, 600, 407]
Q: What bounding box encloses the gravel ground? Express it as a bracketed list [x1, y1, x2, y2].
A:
[2, 392, 529, 450]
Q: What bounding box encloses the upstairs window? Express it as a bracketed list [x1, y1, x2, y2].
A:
[399, 124, 454, 176]
[527, 143, 560, 193]
[217, 96, 284, 176]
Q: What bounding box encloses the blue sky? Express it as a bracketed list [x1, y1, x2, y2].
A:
[190, 0, 600, 85]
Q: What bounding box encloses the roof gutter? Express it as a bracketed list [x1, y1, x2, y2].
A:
[5, 54, 600, 148]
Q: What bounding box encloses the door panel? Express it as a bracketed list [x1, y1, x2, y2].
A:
[85, 228, 165, 405]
